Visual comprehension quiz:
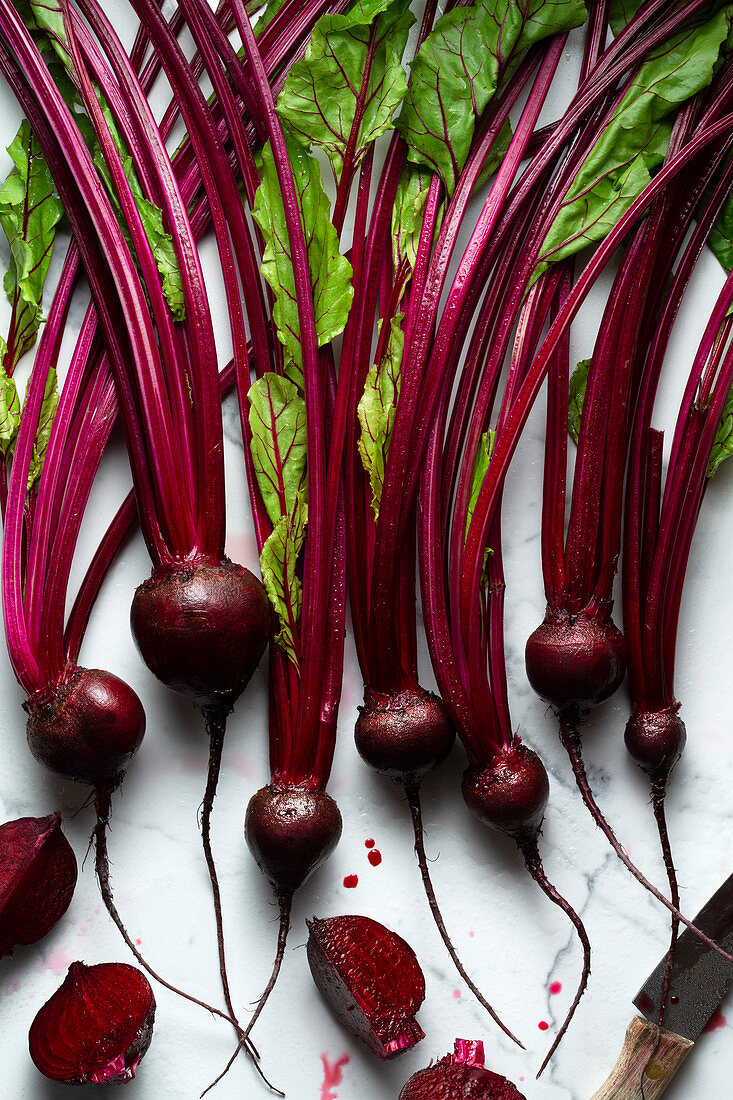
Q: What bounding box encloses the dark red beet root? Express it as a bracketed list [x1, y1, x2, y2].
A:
[525, 610, 626, 713]
[245, 785, 342, 893]
[29, 961, 155, 1085]
[399, 1039, 527, 1100]
[130, 558, 270, 708]
[354, 686, 454, 781]
[624, 706, 687, 777]
[25, 668, 145, 785]
[461, 743, 549, 844]
[0, 813, 77, 958]
[307, 914, 425, 1060]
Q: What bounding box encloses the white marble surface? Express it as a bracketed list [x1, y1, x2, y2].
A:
[0, 7, 732, 1099]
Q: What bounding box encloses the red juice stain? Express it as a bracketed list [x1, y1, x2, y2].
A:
[343, 874, 358, 889]
[469, 930, 475, 937]
[135, 938, 142, 946]
[637, 992, 654, 1016]
[549, 981, 562, 995]
[703, 1005, 727, 1033]
[319, 1053, 350, 1100]
[367, 849, 382, 867]
[452, 989, 461, 999]
[365, 838, 375, 848]
[538, 1021, 549, 1031]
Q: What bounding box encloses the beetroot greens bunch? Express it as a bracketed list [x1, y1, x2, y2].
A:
[620, 148, 733, 1045]
[0, 0, 278, 1067]
[318, 0, 591, 1040]
[457, 1, 733, 964]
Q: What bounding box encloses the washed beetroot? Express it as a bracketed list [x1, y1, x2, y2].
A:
[25, 668, 146, 786]
[245, 785, 342, 895]
[130, 558, 270, 709]
[524, 611, 626, 714]
[624, 706, 687, 778]
[462, 743, 549, 845]
[307, 915, 425, 1060]
[399, 1039, 527, 1100]
[0, 813, 77, 958]
[355, 687, 454, 782]
[29, 961, 155, 1085]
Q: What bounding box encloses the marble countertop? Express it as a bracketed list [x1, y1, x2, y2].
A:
[0, 7, 732, 1099]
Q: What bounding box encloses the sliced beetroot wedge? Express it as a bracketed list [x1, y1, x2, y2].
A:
[399, 1039, 527, 1099]
[29, 961, 155, 1084]
[0, 812, 77, 958]
[307, 914, 425, 1060]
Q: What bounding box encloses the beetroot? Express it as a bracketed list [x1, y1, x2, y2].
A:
[307, 915, 425, 1060]
[0, 813, 77, 958]
[29, 961, 155, 1085]
[624, 706, 687, 778]
[354, 686, 454, 781]
[25, 668, 146, 786]
[245, 785, 342, 894]
[461, 743, 549, 845]
[399, 1040, 527, 1100]
[524, 610, 626, 714]
[130, 558, 270, 709]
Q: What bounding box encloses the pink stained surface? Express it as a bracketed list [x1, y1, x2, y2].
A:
[549, 981, 562, 995]
[319, 1053, 350, 1100]
[538, 1020, 549, 1031]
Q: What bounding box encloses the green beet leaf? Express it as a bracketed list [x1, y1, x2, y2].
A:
[391, 165, 438, 276]
[26, 364, 59, 492]
[0, 345, 19, 457]
[253, 135, 353, 370]
[568, 358, 590, 445]
[248, 372, 307, 526]
[93, 100, 184, 321]
[0, 121, 64, 371]
[357, 313, 403, 518]
[466, 427, 496, 540]
[398, 0, 586, 194]
[608, 0, 644, 35]
[277, 0, 413, 184]
[534, 9, 731, 279]
[260, 491, 308, 667]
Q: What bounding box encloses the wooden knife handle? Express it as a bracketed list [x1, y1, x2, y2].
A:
[588, 1016, 694, 1099]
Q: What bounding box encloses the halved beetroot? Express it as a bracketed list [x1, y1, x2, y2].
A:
[29, 961, 155, 1084]
[307, 914, 425, 1059]
[399, 1039, 527, 1099]
[0, 812, 77, 958]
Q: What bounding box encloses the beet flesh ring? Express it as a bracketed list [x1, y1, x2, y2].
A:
[29, 961, 155, 1085]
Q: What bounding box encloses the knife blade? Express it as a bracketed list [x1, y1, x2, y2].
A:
[588, 873, 733, 1100]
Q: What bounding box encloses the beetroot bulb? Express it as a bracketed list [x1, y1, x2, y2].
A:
[29, 961, 155, 1085]
[399, 1040, 527, 1100]
[0, 813, 77, 958]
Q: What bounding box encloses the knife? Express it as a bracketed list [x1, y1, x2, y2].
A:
[589, 872, 733, 1099]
